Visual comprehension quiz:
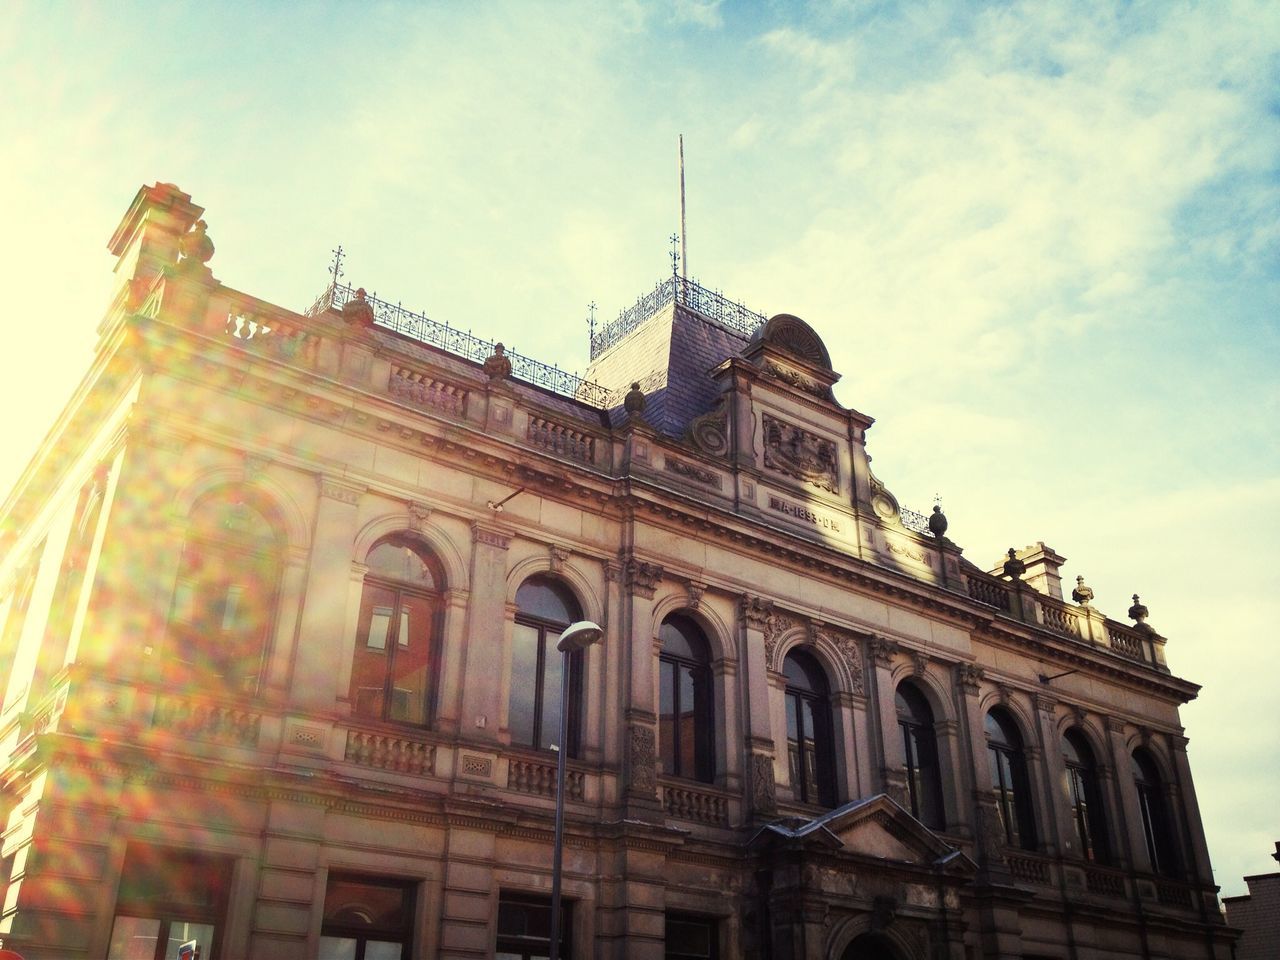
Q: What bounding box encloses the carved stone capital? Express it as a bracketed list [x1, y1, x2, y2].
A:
[548, 544, 570, 573]
[870, 636, 899, 667]
[1034, 693, 1057, 717]
[471, 521, 511, 550]
[1105, 716, 1128, 734]
[604, 560, 623, 583]
[741, 595, 774, 630]
[957, 663, 984, 695]
[407, 501, 432, 531]
[319, 477, 364, 505]
[912, 651, 929, 677]
[686, 580, 707, 609]
[622, 556, 663, 598]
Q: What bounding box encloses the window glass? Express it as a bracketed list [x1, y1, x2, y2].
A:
[496, 892, 570, 959]
[1133, 748, 1180, 876]
[896, 683, 944, 829]
[108, 846, 230, 960]
[659, 615, 714, 783]
[666, 913, 718, 959]
[782, 650, 836, 806]
[1063, 729, 1109, 863]
[986, 708, 1036, 849]
[509, 578, 584, 756]
[349, 537, 443, 727]
[321, 875, 414, 960]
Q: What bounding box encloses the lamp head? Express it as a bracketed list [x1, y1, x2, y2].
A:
[558, 620, 604, 652]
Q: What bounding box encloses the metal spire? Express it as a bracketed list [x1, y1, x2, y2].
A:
[678, 134, 688, 280]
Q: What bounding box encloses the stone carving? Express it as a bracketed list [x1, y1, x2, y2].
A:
[1034, 693, 1057, 717]
[928, 504, 948, 538]
[622, 556, 663, 598]
[629, 724, 657, 795]
[178, 218, 214, 267]
[817, 627, 864, 695]
[887, 540, 927, 563]
[762, 413, 838, 493]
[741, 595, 774, 630]
[912, 651, 929, 677]
[751, 753, 777, 813]
[1002, 547, 1026, 581]
[870, 636, 898, 667]
[548, 544, 570, 572]
[1129, 594, 1151, 629]
[320, 478, 362, 505]
[1072, 575, 1094, 606]
[687, 581, 706, 610]
[665, 457, 720, 487]
[958, 663, 984, 695]
[759, 314, 831, 369]
[341, 287, 376, 329]
[407, 501, 432, 531]
[471, 522, 511, 550]
[687, 403, 729, 458]
[623, 381, 647, 420]
[764, 360, 827, 399]
[763, 612, 795, 671]
[482, 342, 512, 381]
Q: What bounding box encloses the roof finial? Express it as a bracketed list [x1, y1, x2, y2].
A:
[669, 232, 681, 279]
[329, 245, 345, 288]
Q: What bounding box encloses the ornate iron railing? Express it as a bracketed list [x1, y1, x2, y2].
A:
[590, 275, 767, 359]
[310, 283, 612, 408]
[899, 505, 931, 535]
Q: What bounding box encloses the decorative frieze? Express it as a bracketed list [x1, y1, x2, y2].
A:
[628, 724, 657, 795]
[764, 360, 827, 399]
[664, 456, 721, 488]
[762, 413, 838, 493]
[763, 611, 796, 671]
[815, 626, 864, 695]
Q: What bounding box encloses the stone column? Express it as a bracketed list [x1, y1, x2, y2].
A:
[621, 555, 663, 819]
[291, 477, 362, 711]
[459, 521, 512, 745]
[1032, 693, 1070, 859]
[869, 636, 908, 807]
[728, 371, 755, 470]
[740, 595, 777, 819]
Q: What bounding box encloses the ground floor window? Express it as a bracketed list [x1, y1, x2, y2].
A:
[496, 892, 571, 959]
[319, 874, 416, 960]
[666, 912, 718, 959]
[107, 845, 231, 960]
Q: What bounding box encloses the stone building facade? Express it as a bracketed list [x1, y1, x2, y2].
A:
[1222, 844, 1280, 960]
[0, 183, 1234, 959]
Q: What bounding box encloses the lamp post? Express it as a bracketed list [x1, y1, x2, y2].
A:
[549, 620, 602, 960]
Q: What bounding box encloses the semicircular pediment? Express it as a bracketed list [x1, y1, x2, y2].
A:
[754, 313, 833, 370]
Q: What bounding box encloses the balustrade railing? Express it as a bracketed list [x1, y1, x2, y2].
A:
[1107, 627, 1148, 663]
[591, 275, 767, 359]
[662, 782, 730, 826]
[527, 416, 595, 464]
[507, 756, 584, 801]
[152, 695, 261, 748]
[967, 575, 1013, 612]
[1155, 878, 1195, 908]
[344, 729, 435, 775]
[224, 304, 322, 367]
[1005, 852, 1052, 885]
[311, 283, 612, 407]
[1085, 865, 1127, 896]
[388, 365, 468, 418]
[1041, 603, 1081, 638]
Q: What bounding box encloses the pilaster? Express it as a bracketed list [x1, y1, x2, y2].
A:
[740, 595, 777, 818]
[459, 520, 512, 744]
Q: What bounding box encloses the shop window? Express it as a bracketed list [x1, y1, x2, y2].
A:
[665, 912, 718, 960]
[349, 535, 444, 726]
[165, 490, 283, 697]
[107, 845, 231, 960]
[985, 708, 1037, 850]
[1063, 729, 1110, 863]
[496, 892, 570, 959]
[508, 577, 583, 755]
[896, 682, 945, 829]
[659, 614, 714, 783]
[782, 649, 837, 807]
[319, 874, 415, 960]
[1133, 748, 1181, 876]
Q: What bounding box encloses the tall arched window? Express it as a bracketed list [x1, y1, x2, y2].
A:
[166, 489, 282, 697]
[509, 577, 583, 756]
[1133, 748, 1180, 876]
[896, 682, 944, 829]
[349, 535, 444, 726]
[783, 650, 836, 807]
[985, 708, 1037, 850]
[1063, 729, 1110, 863]
[658, 614, 714, 783]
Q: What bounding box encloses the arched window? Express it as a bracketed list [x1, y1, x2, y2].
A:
[166, 489, 282, 697]
[896, 682, 944, 829]
[783, 650, 836, 807]
[349, 535, 444, 726]
[1063, 729, 1110, 863]
[509, 577, 583, 756]
[1133, 748, 1180, 876]
[658, 614, 714, 783]
[985, 708, 1037, 849]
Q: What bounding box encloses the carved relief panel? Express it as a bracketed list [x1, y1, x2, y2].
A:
[761, 413, 839, 494]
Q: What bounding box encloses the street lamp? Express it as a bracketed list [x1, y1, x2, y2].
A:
[549, 620, 603, 960]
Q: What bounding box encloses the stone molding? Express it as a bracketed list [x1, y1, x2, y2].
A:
[471, 522, 511, 550]
[319, 477, 364, 505]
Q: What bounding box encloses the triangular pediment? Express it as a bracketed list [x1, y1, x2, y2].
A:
[750, 794, 976, 877]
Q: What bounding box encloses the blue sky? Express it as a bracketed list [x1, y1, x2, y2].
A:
[2, 0, 1277, 897]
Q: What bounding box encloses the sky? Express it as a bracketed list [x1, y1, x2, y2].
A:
[2, 0, 1277, 898]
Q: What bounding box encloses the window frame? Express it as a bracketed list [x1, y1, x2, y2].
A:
[658, 614, 715, 784]
[896, 682, 945, 830]
[664, 911, 719, 960]
[349, 536, 445, 728]
[1063, 729, 1110, 864]
[319, 873, 416, 960]
[782, 650, 837, 808]
[495, 891, 571, 960]
[107, 845, 232, 960]
[985, 708, 1037, 850]
[509, 577, 584, 757]
[1133, 748, 1181, 877]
